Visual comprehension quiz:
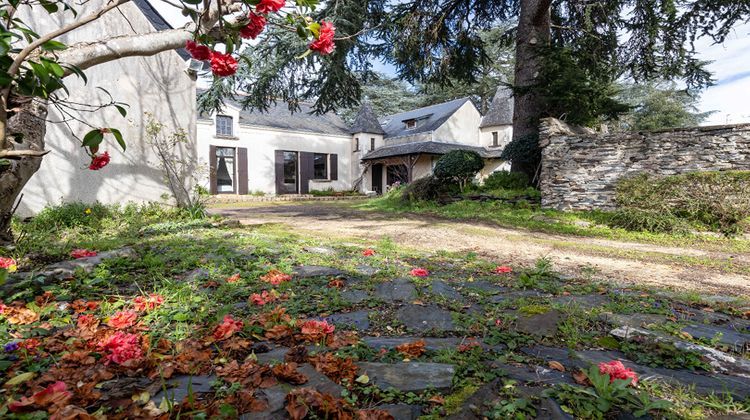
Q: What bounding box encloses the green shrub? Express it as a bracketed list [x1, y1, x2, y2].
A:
[433, 150, 485, 192]
[616, 171, 750, 235]
[400, 175, 452, 202]
[30, 202, 111, 230]
[607, 209, 689, 234]
[483, 170, 529, 190]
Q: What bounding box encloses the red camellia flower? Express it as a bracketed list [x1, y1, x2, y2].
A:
[98, 331, 143, 365]
[132, 293, 164, 312]
[598, 360, 638, 386]
[185, 40, 212, 61]
[107, 310, 138, 330]
[0, 256, 17, 272]
[89, 151, 110, 170]
[70, 248, 97, 259]
[260, 269, 292, 286]
[240, 12, 266, 39]
[209, 51, 238, 77]
[300, 319, 335, 336]
[213, 315, 244, 341]
[256, 0, 285, 14]
[18, 338, 40, 351]
[250, 290, 278, 306]
[362, 248, 375, 257]
[410, 267, 429, 277]
[494, 265, 512, 274]
[309, 21, 336, 55]
[8, 381, 71, 413]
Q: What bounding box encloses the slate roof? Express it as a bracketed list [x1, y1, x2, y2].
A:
[198, 94, 350, 136]
[134, 0, 190, 60]
[480, 86, 514, 128]
[381, 97, 473, 138]
[361, 140, 504, 160]
[350, 102, 385, 134]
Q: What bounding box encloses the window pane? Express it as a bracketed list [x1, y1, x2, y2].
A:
[313, 153, 327, 179]
[283, 152, 297, 184]
[215, 147, 235, 192]
[216, 115, 233, 136]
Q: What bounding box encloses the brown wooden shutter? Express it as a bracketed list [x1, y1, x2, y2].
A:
[209, 145, 217, 194]
[299, 152, 314, 194]
[330, 154, 338, 181]
[274, 150, 284, 195]
[237, 147, 248, 194]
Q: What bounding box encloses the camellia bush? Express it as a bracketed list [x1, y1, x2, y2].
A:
[0, 0, 337, 243]
[433, 149, 485, 192]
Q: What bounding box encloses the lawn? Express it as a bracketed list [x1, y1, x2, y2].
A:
[1, 203, 749, 419]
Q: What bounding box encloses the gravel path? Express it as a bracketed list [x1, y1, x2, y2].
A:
[211, 203, 750, 297]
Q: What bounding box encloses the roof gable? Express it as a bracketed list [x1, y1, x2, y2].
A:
[350, 102, 385, 134]
[381, 97, 473, 139]
[480, 87, 514, 128]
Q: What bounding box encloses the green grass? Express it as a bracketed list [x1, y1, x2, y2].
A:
[355, 195, 750, 253]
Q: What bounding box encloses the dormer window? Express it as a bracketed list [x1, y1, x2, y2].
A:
[403, 114, 431, 130]
[404, 119, 417, 130]
[216, 115, 233, 137]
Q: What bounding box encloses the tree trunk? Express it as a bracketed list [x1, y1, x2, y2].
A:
[0, 98, 48, 243]
[510, 0, 551, 183]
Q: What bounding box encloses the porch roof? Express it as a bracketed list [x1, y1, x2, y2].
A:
[360, 140, 504, 161]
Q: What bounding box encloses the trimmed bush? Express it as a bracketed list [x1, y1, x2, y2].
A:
[483, 170, 530, 190]
[433, 150, 485, 192]
[401, 175, 451, 202]
[615, 171, 750, 235]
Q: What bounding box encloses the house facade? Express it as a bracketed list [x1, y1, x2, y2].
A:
[17, 0, 196, 216]
[198, 87, 515, 196]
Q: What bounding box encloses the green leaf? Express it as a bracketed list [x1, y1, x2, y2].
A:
[110, 128, 126, 151]
[41, 58, 64, 77]
[114, 104, 128, 118]
[28, 61, 49, 84]
[40, 40, 67, 51]
[63, 64, 87, 84]
[82, 129, 104, 148]
[5, 371, 35, 386]
[308, 22, 321, 38]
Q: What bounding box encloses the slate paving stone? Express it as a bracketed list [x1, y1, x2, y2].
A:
[598, 312, 668, 328]
[424, 280, 465, 302]
[325, 310, 371, 331]
[377, 404, 423, 419]
[304, 246, 336, 255]
[358, 362, 455, 392]
[490, 289, 550, 303]
[293, 265, 344, 278]
[522, 345, 750, 399]
[9, 247, 137, 285]
[340, 289, 369, 304]
[491, 362, 573, 386]
[397, 304, 456, 332]
[98, 377, 154, 401]
[245, 363, 343, 419]
[255, 345, 329, 365]
[374, 278, 418, 302]
[461, 280, 509, 295]
[354, 265, 380, 276]
[551, 294, 610, 309]
[152, 375, 216, 406]
[362, 336, 463, 351]
[514, 309, 564, 337]
[681, 323, 750, 352]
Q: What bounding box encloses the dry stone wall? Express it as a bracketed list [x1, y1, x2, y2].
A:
[538, 118, 750, 210]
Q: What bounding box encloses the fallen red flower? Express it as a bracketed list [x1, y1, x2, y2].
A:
[410, 267, 429, 277]
[8, 381, 71, 413]
[260, 269, 292, 285]
[362, 248, 375, 256]
[494, 265, 513, 274]
[98, 331, 143, 365]
[70, 249, 97, 259]
[213, 315, 244, 341]
[132, 293, 164, 311]
[598, 360, 638, 386]
[107, 310, 138, 330]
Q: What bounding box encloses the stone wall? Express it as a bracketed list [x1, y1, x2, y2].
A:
[538, 118, 750, 210]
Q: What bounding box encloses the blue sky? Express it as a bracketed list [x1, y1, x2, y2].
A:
[156, 4, 750, 125]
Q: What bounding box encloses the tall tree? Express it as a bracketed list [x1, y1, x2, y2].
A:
[614, 82, 715, 131]
[376, 0, 750, 181]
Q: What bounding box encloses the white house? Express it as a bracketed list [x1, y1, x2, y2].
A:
[18, 0, 196, 215]
[197, 87, 515, 196]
